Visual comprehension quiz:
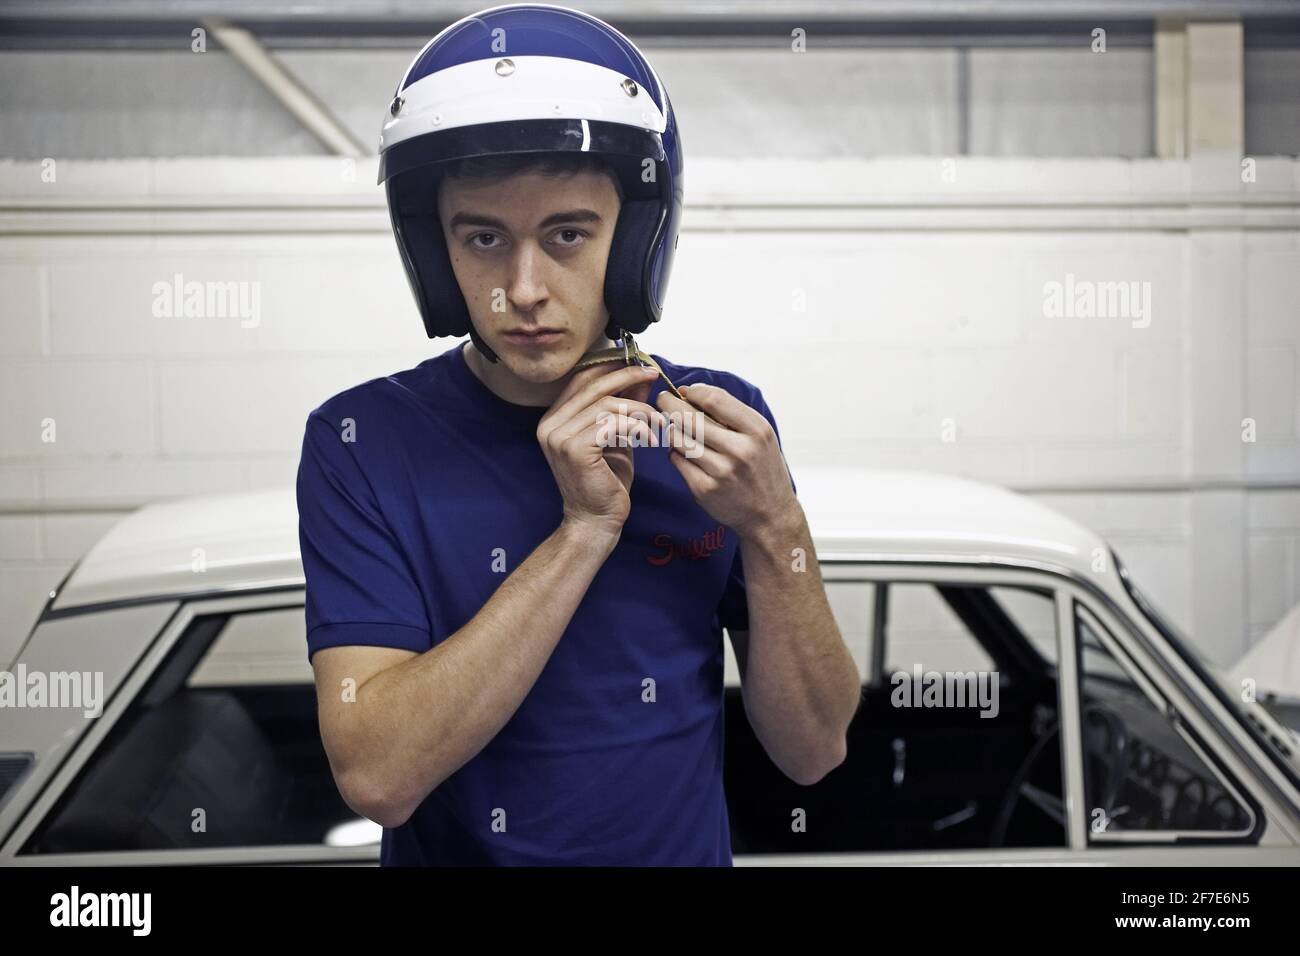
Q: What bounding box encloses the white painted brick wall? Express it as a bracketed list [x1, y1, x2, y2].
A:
[0, 359, 155, 458]
[0, 156, 1297, 672]
[1248, 490, 1300, 642]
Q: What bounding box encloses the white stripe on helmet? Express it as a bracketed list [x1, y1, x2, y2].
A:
[381, 54, 667, 151]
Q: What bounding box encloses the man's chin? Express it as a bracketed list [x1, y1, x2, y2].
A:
[491, 342, 580, 382]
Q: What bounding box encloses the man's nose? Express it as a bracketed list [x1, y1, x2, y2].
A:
[506, 241, 549, 313]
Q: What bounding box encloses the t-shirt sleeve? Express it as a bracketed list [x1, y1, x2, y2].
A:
[715, 385, 797, 634]
[296, 409, 432, 662]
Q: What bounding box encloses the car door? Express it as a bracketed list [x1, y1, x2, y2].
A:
[4, 591, 379, 866]
[1063, 591, 1300, 863]
[0, 602, 179, 860]
[726, 561, 1300, 865]
[726, 563, 1071, 861]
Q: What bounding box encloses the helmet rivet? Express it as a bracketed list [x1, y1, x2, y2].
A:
[495, 58, 515, 76]
[431, 113, 442, 126]
[621, 78, 638, 97]
[389, 95, 404, 116]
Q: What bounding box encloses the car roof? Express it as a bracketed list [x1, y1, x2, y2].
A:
[51, 469, 1113, 612]
[797, 467, 1107, 568]
[52, 486, 304, 612]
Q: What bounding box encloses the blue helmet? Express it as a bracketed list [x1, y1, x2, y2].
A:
[378, 3, 685, 363]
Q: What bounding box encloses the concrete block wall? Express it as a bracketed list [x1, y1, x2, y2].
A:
[0, 155, 1296, 670]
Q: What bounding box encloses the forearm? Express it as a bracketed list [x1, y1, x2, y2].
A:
[345, 518, 617, 824]
[737, 503, 861, 784]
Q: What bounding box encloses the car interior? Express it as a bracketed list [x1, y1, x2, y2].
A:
[1071, 605, 1254, 837]
[724, 582, 1069, 853]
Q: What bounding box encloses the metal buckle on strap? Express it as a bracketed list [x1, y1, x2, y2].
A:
[573, 330, 687, 402]
[620, 331, 647, 368]
[626, 332, 685, 402]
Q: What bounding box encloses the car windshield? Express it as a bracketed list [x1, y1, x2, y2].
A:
[1114, 556, 1300, 783]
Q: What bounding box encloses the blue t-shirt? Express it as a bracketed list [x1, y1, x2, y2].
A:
[295, 340, 791, 866]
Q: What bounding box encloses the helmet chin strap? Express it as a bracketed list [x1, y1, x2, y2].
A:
[469, 321, 686, 402]
[468, 324, 500, 364]
[570, 328, 687, 402]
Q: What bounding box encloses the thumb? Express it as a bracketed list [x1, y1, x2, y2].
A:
[619, 377, 653, 406]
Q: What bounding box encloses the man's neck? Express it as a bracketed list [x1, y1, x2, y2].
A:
[464, 336, 615, 407]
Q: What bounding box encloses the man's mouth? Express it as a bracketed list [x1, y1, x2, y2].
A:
[503, 329, 564, 346]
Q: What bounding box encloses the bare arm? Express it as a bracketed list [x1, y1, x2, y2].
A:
[312, 361, 668, 828]
[656, 381, 859, 786]
[729, 506, 861, 786]
[313, 517, 618, 827]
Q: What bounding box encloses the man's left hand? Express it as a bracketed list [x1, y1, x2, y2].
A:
[654, 384, 798, 540]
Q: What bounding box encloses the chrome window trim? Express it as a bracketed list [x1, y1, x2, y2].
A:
[41, 580, 306, 622]
[1055, 588, 1089, 849]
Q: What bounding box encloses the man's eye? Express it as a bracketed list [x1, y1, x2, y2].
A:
[551, 228, 587, 247]
[468, 233, 502, 250]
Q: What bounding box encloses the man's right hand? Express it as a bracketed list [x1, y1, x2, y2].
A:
[537, 362, 669, 539]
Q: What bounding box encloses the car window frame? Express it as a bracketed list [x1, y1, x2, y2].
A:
[820, 560, 1085, 851]
[2, 589, 379, 867]
[816, 557, 1288, 859]
[1071, 599, 1258, 845]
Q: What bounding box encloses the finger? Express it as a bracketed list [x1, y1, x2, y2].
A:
[622, 376, 653, 407]
[614, 418, 659, 449]
[674, 383, 769, 436]
[544, 413, 659, 465]
[667, 436, 731, 479]
[656, 389, 746, 459]
[546, 364, 660, 430]
[589, 413, 660, 450]
[549, 360, 643, 410]
[549, 396, 669, 448]
[667, 441, 719, 494]
[562, 360, 657, 404]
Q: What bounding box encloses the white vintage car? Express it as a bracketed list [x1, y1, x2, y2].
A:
[1, 468, 1297, 865]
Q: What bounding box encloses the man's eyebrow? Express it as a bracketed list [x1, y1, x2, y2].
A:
[447, 209, 604, 232]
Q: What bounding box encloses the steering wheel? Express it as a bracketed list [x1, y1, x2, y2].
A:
[989, 702, 1130, 847]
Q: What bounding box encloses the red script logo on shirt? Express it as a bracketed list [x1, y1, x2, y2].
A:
[646, 524, 728, 566]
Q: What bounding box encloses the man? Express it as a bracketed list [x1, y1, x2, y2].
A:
[296, 3, 860, 866]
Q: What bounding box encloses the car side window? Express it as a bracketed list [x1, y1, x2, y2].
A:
[725, 579, 1067, 854]
[23, 607, 379, 855]
[1075, 603, 1253, 839]
[827, 581, 876, 683]
[993, 585, 1057, 666]
[885, 583, 997, 674]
